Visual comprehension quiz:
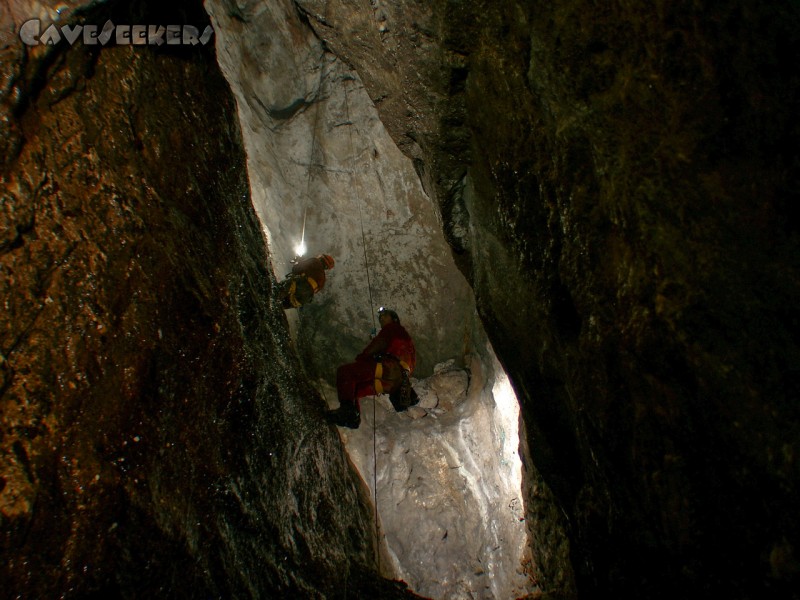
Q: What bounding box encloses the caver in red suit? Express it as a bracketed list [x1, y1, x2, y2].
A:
[326, 308, 416, 429]
[278, 254, 334, 309]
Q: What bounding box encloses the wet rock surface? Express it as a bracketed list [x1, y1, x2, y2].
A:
[0, 1, 423, 598]
[298, 0, 800, 598]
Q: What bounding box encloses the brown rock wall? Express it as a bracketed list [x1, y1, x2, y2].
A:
[0, 1, 397, 597]
[298, 0, 800, 597]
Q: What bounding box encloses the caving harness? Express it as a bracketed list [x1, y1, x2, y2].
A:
[372, 355, 412, 395]
[371, 335, 418, 412]
[283, 274, 319, 308]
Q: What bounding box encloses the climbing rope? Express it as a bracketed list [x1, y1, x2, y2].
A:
[298, 52, 328, 258]
[294, 53, 328, 378]
[342, 66, 381, 574]
[294, 49, 332, 372]
[295, 54, 335, 443]
[342, 77, 376, 327]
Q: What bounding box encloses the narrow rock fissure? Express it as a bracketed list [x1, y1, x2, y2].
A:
[205, 1, 538, 597]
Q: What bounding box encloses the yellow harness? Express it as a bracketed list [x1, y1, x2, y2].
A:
[286, 276, 319, 308]
[373, 358, 412, 394]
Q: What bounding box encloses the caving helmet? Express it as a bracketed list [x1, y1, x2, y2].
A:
[319, 254, 335, 269]
[378, 307, 400, 323]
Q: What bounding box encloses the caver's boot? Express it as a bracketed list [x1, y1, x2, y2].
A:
[325, 403, 361, 429]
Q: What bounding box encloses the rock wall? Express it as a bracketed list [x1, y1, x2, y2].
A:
[205, 0, 476, 381]
[296, 1, 800, 598]
[331, 346, 539, 599]
[0, 1, 417, 597]
[205, 1, 542, 597]
[3, 0, 799, 598]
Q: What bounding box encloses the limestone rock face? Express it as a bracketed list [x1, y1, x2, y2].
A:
[205, 2, 541, 597]
[326, 347, 540, 600]
[297, 0, 800, 598]
[205, 0, 476, 381]
[0, 1, 411, 597]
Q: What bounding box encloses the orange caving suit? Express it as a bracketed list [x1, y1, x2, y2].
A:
[336, 321, 416, 412]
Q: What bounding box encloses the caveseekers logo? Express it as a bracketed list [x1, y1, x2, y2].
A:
[19, 19, 214, 47]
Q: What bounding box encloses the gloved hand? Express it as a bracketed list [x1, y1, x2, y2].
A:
[370, 327, 377, 338]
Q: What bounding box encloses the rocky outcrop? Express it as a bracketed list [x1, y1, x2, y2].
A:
[297, 0, 800, 598]
[0, 1, 418, 597]
[329, 353, 538, 600]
